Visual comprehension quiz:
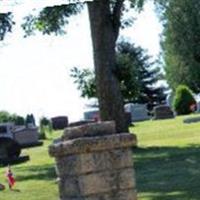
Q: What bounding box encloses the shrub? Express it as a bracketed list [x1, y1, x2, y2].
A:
[39, 131, 46, 140]
[39, 117, 52, 139]
[173, 85, 196, 115]
[39, 125, 46, 140]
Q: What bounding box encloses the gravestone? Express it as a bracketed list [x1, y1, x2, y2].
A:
[196, 101, 200, 112]
[153, 105, 174, 120]
[51, 116, 68, 130]
[84, 110, 100, 121]
[49, 121, 137, 200]
[183, 116, 200, 124]
[124, 103, 149, 122]
[166, 92, 174, 108]
[68, 120, 96, 127]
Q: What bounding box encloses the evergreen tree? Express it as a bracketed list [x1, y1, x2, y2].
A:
[30, 114, 36, 126]
[117, 41, 166, 109]
[71, 41, 166, 110]
[25, 114, 36, 126]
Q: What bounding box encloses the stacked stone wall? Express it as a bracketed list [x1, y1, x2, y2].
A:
[49, 121, 137, 200]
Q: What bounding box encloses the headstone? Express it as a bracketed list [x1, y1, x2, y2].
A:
[183, 116, 200, 124]
[84, 110, 100, 121]
[51, 116, 68, 130]
[196, 101, 200, 112]
[13, 126, 39, 147]
[153, 105, 174, 120]
[49, 121, 137, 200]
[124, 103, 149, 122]
[69, 120, 96, 127]
[166, 92, 174, 108]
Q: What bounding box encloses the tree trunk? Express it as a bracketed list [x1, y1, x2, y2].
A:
[87, 0, 128, 132]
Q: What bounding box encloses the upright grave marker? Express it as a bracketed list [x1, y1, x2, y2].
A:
[124, 103, 149, 122]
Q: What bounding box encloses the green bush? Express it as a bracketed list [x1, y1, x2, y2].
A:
[39, 117, 52, 138]
[173, 85, 196, 115]
[39, 126, 47, 140]
[39, 131, 46, 140]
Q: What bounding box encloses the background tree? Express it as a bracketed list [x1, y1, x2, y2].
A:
[156, 0, 200, 93]
[25, 114, 36, 126]
[11, 114, 25, 125]
[71, 41, 166, 110]
[0, 111, 25, 125]
[22, 0, 147, 132]
[39, 116, 52, 139]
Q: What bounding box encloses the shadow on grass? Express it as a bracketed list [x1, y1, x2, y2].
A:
[133, 145, 200, 200]
[16, 164, 56, 182]
[0, 155, 30, 167]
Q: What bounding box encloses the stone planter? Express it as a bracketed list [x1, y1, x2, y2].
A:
[49, 121, 137, 200]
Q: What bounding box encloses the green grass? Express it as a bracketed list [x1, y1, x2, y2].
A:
[1, 115, 200, 200]
[131, 114, 200, 200]
[0, 132, 62, 200]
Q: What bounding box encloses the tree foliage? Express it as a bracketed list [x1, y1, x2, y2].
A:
[157, 0, 200, 93]
[21, 1, 146, 35]
[0, 13, 14, 40]
[173, 85, 196, 115]
[0, 111, 25, 125]
[71, 41, 166, 108]
[70, 67, 96, 98]
[22, 4, 83, 37]
[39, 116, 52, 139]
[25, 114, 36, 126]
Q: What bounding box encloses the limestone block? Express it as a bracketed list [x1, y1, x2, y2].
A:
[49, 133, 137, 157]
[62, 121, 116, 141]
[61, 189, 137, 200]
[55, 155, 81, 176]
[59, 168, 135, 198]
[58, 177, 80, 198]
[79, 149, 133, 174]
[56, 149, 133, 176]
[78, 168, 135, 196]
[85, 189, 137, 200]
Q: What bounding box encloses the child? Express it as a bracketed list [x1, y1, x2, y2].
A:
[5, 166, 15, 190]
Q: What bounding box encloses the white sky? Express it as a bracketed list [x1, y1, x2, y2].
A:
[0, 1, 162, 122]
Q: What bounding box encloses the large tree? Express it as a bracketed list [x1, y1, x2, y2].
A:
[21, 0, 147, 132]
[157, 0, 200, 93]
[71, 41, 166, 109]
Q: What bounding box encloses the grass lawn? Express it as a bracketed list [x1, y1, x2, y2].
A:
[0, 114, 200, 200]
[132, 114, 200, 200]
[0, 132, 62, 200]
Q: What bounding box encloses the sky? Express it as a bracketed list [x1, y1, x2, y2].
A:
[0, 1, 163, 122]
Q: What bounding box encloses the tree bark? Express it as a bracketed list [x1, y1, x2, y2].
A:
[87, 0, 128, 132]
